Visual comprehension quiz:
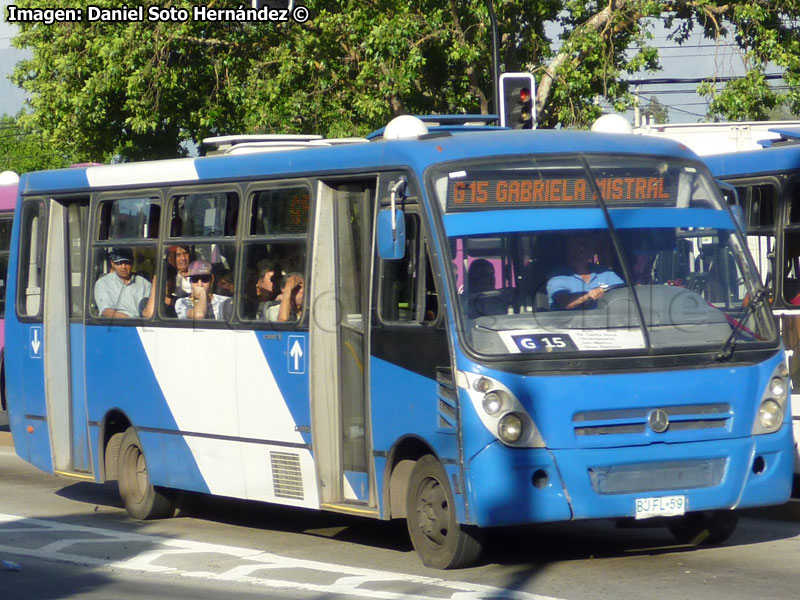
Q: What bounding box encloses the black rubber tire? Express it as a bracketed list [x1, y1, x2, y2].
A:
[104, 432, 124, 481]
[117, 427, 175, 520]
[667, 510, 739, 545]
[405, 455, 484, 569]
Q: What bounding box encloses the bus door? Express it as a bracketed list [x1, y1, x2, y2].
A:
[310, 179, 376, 509]
[43, 198, 91, 476]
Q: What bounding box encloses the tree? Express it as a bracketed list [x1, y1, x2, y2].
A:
[9, 0, 800, 162]
[642, 96, 669, 125]
[0, 114, 74, 173]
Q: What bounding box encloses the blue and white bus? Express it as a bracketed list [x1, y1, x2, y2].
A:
[704, 131, 800, 476]
[5, 117, 794, 568]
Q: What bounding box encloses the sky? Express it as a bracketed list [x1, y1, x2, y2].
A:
[0, 1, 27, 116]
[0, 5, 760, 125]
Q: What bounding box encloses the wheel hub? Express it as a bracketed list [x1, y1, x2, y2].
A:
[416, 478, 450, 545]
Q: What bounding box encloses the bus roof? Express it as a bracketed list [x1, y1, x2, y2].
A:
[18, 129, 700, 196]
[703, 143, 800, 178]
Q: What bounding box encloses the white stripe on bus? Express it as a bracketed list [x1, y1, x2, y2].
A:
[86, 159, 199, 187]
[136, 327, 320, 509]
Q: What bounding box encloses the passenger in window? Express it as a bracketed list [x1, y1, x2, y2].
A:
[217, 270, 235, 296]
[266, 272, 304, 322]
[168, 245, 192, 296]
[94, 248, 152, 318]
[467, 259, 496, 293]
[140, 264, 179, 319]
[175, 260, 231, 321]
[547, 233, 623, 310]
[255, 259, 282, 319]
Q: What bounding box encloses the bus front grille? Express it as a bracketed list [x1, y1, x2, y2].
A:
[573, 403, 732, 437]
[589, 458, 727, 494]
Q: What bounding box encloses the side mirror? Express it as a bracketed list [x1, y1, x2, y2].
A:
[377, 208, 405, 259]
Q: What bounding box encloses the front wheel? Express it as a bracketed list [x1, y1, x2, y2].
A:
[667, 510, 739, 545]
[405, 455, 484, 569]
[118, 427, 175, 520]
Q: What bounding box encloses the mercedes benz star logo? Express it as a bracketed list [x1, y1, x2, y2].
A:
[648, 408, 670, 433]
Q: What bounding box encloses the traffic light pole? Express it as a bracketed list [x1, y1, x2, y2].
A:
[485, 0, 500, 116]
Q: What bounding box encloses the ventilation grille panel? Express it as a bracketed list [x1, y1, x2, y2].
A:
[270, 451, 304, 500]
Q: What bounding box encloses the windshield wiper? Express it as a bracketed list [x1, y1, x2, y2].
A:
[715, 288, 766, 361]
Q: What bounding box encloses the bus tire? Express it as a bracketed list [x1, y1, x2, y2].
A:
[117, 427, 174, 520]
[667, 510, 739, 545]
[405, 455, 484, 569]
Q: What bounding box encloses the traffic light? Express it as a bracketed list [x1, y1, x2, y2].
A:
[499, 72, 536, 129]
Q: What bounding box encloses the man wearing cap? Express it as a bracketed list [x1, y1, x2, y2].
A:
[175, 259, 231, 321]
[94, 247, 152, 318]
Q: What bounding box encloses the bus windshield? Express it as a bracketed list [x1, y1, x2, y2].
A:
[431, 155, 775, 357]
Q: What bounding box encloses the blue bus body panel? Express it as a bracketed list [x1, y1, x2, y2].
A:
[704, 145, 800, 178]
[460, 352, 792, 526]
[5, 322, 52, 472]
[69, 323, 91, 472]
[443, 208, 734, 237]
[81, 326, 315, 501]
[466, 426, 792, 526]
[83, 326, 208, 492]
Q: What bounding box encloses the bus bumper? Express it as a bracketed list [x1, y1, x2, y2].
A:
[466, 424, 793, 526]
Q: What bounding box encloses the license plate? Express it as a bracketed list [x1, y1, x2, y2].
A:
[635, 495, 686, 519]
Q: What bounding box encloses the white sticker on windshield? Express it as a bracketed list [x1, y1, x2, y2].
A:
[499, 328, 646, 353]
[449, 170, 467, 179]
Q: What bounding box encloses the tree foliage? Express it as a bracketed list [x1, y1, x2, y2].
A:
[0, 113, 74, 173]
[9, 0, 800, 161]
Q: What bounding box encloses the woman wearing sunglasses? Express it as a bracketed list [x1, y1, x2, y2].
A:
[175, 259, 232, 321]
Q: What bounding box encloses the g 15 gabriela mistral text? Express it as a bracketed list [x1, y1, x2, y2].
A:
[6, 4, 310, 25]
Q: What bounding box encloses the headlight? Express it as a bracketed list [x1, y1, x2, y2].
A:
[768, 377, 787, 399]
[753, 363, 790, 435]
[473, 377, 492, 393]
[460, 371, 546, 447]
[758, 399, 783, 430]
[498, 413, 524, 443]
[482, 391, 505, 415]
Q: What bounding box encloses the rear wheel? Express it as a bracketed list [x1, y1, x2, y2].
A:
[405, 455, 484, 569]
[118, 427, 175, 520]
[667, 510, 739, 545]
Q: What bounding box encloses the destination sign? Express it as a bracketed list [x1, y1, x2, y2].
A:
[446, 172, 675, 211]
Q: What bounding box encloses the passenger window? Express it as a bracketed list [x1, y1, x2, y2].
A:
[736, 183, 777, 294]
[90, 246, 157, 318]
[379, 213, 438, 324]
[153, 242, 238, 322]
[91, 196, 160, 319]
[250, 186, 310, 235]
[16, 200, 46, 319]
[783, 183, 800, 305]
[169, 192, 238, 238]
[240, 243, 307, 321]
[239, 185, 310, 323]
[98, 197, 160, 240]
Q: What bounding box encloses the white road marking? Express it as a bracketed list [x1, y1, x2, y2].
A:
[0, 513, 562, 600]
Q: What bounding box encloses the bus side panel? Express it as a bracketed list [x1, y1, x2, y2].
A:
[84, 326, 210, 494]
[132, 327, 318, 508]
[69, 322, 91, 472]
[369, 357, 462, 517]
[5, 320, 52, 473]
[239, 330, 318, 508]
